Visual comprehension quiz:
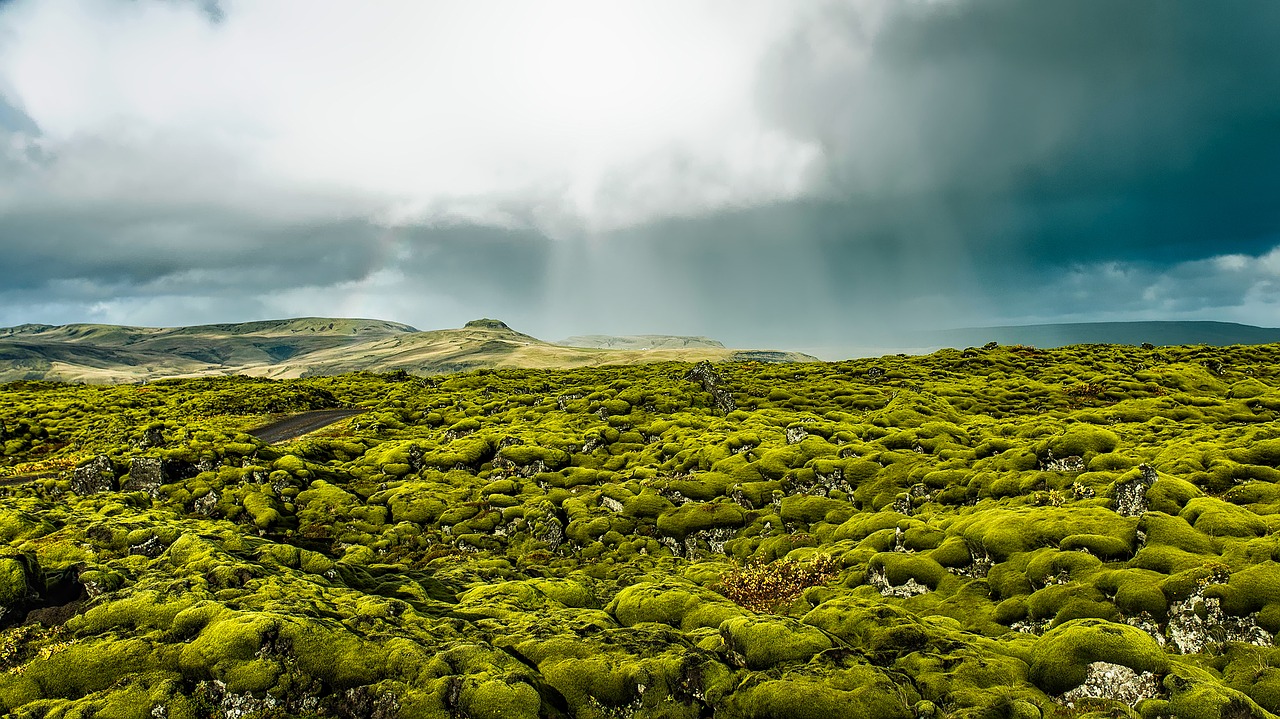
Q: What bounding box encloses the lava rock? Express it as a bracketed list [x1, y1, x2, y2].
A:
[128, 536, 167, 558]
[685, 361, 736, 414]
[123, 456, 165, 496]
[71, 455, 116, 495]
[193, 490, 221, 517]
[1060, 661, 1162, 708]
[1114, 464, 1158, 517]
[785, 427, 809, 444]
[1042, 454, 1086, 473]
[868, 567, 931, 598]
[139, 426, 167, 449]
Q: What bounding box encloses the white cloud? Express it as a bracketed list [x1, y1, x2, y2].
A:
[0, 0, 824, 234]
[997, 244, 1280, 327]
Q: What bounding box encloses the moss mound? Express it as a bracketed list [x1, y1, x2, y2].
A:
[1030, 618, 1170, 694]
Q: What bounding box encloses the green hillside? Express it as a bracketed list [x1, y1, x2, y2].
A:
[0, 342, 1278, 717]
[0, 319, 813, 383]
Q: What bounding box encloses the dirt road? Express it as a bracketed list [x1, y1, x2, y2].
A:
[247, 408, 367, 444]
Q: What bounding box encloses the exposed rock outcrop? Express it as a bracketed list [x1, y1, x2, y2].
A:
[685, 361, 736, 414]
[123, 457, 165, 496]
[1042, 454, 1086, 473]
[138, 426, 167, 449]
[1166, 585, 1273, 654]
[1060, 661, 1162, 708]
[1114, 463, 1157, 517]
[71, 455, 115, 495]
[193, 490, 221, 517]
[463, 318, 511, 330]
[868, 567, 931, 598]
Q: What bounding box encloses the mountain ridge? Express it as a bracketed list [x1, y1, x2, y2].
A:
[0, 317, 815, 383]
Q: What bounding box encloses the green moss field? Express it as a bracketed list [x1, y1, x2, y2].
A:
[2, 342, 1280, 718]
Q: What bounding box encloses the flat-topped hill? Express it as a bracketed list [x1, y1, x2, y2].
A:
[557, 334, 726, 350]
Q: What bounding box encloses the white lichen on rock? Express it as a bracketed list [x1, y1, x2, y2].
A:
[1114, 463, 1157, 517]
[1166, 587, 1273, 654]
[868, 567, 931, 598]
[1060, 661, 1162, 708]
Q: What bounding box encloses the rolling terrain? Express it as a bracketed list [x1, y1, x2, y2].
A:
[0, 318, 816, 383]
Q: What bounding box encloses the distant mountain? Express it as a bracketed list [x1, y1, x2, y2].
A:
[0, 318, 815, 383]
[557, 334, 726, 350]
[916, 321, 1280, 349]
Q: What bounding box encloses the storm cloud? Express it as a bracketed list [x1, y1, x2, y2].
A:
[0, 0, 1277, 352]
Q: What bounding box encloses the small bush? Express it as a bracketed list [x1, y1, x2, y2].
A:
[715, 555, 839, 613]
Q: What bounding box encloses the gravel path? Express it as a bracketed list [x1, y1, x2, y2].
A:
[246, 408, 367, 444]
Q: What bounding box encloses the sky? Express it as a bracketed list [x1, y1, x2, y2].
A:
[0, 0, 1278, 352]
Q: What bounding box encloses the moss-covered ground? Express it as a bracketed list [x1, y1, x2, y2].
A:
[1, 343, 1279, 718]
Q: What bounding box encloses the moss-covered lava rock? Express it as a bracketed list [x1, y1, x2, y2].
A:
[0, 342, 1279, 717]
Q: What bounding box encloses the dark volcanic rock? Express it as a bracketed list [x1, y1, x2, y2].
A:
[193, 490, 221, 517]
[128, 535, 167, 558]
[535, 517, 564, 551]
[785, 426, 808, 444]
[685, 360, 736, 414]
[1042, 454, 1086, 473]
[407, 444, 424, 473]
[139, 426, 166, 448]
[71, 455, 115, 495]
[1060, 661, 1162, 708]
[123, 456, 165, 496]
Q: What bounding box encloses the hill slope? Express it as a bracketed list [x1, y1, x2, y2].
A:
[0, 317, 815, 382]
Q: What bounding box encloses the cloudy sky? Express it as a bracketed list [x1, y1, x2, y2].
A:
[1, 0, 1278, 351]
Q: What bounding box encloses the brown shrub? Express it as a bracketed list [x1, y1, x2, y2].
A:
[714, 554, 839, 613]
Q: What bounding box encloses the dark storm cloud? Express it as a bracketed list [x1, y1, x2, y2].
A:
[501, 0, 1280, 347]
[0, 210, 387, 291]
[398, 225, 552, 303]
[0, 207, 555, 302]
[0, 199, 561, 332]
[2, 0, 1279, 344]
[758, 0, 1280, 269]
